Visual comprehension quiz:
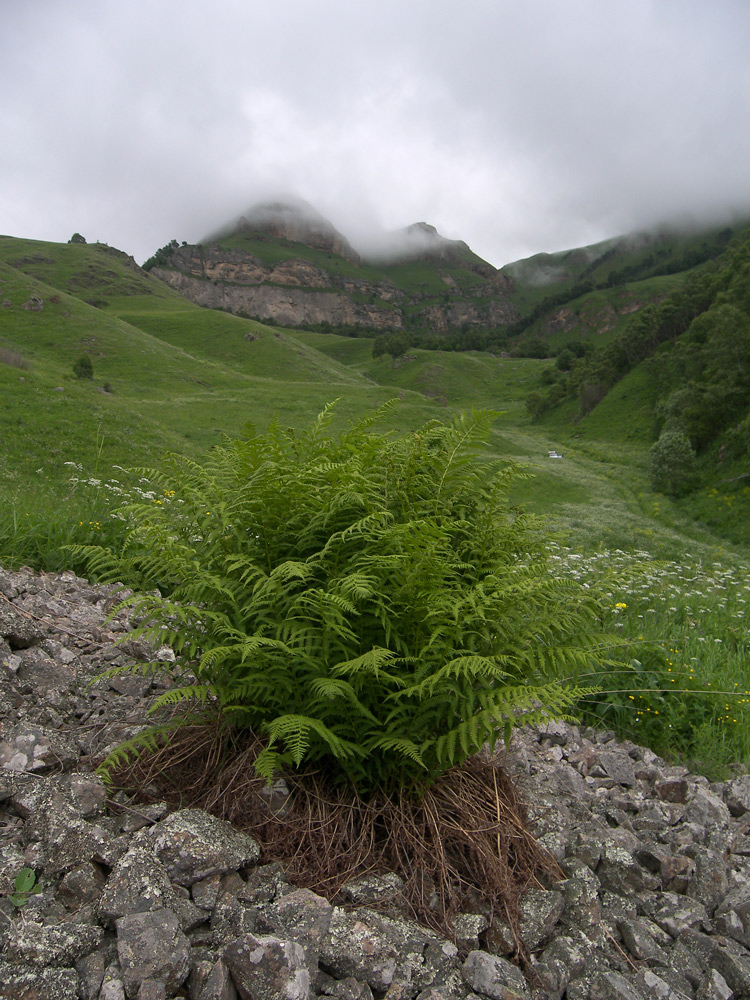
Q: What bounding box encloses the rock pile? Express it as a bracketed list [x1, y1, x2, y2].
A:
[1, 565, 750, 999]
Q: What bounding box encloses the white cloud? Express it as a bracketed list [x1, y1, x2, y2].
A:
[1, 0, 749, 266]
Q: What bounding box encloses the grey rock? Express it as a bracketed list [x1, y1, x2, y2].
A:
[687, 851, 728, 914]
[453, 912, 489, 953]
[98, 846, 176, 923]
[517, 887, 565, 951]
[116, 907, 191, 999]
[321, 977, 374, 999]
[683, 788, 731, 830]
[0, 722, 79, 773]
[597, 844, 650, 894]
[254, 887, 333, 976]
[617, 918, 670, 965]
[223, 932, 310, 1000]
[652, 894, 708, 937]
[197, 959, 238, 1000]
[695, 968, 733, 1000]
[140, 808, 261, 886]
[597, 751, 637, 787]
[340, 871, 405, 904]
[589, 971, 649, 1000]
[655, 777, 689, 805]
[633, 968, 692, 999]
[0, 962, 79, 999]
[725, 775, 750, 817]
[136, 981, 167, 1000]
[318, 907, 434, 994]
[462, 951, 529, 999]
[4, 918, 104, 965]
[0, 603, 43, 648]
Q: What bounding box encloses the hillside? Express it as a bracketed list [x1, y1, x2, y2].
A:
[0, 237, 439, 502]
[2, 224, 749, 557]
[526, 225, 750, 544]
[145, 198, 518, 338]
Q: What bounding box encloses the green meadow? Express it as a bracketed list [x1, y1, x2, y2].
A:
[1, 235, 748, 775]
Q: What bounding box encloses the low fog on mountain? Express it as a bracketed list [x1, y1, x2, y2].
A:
[2, 1, 750, 266]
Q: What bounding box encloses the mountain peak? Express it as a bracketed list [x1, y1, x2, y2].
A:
[211, 197, 360, 264]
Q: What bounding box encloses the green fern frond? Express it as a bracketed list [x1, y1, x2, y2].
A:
[147, 684, 218, 715]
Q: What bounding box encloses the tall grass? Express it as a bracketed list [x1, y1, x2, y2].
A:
[551, 542, 750, 775]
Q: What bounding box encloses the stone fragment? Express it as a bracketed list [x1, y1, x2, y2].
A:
[597, 844, 650, 894]
[678, 927, 750, 997]
[453, 912, 489, 953]
[340, 871, 404, 904]
[725, 775, 750, 817]
[320, 977, 374, 999]
[197, 959, 238, 1000]
[597, 750, 636, 787]
[58, 861, 106, 909]
[255, 887, 333, 976]
[320, 907, 440, 994]
[140, 808, 260, 886]
[236, 863, 288, 906]
[116, 907, 191, 999]
[136, 982, 166, 1000]
[687, 850, 728, 913]
[98, 846, 176, 923]
[462, 950, 529, 999]
[655, 777, 689, 804]
[617, 918, 669, 965]
[75, 948, 110, 1000]
[0, 962, 79, 999]
[0, 722, 79, 773]
[713, 907, 750, 948]
[192, 871, 223, 910]
[482, 918, 515, 957]
[695, 968, 733, 1000]
[652, 894, 708, 937]
[535, 934, 587, 999]
[0, 603, 43, 648]
[223, 932, 310, 1000]
[518, 887, 565, 951]
[66, 773, 107, 816]
[4, 918, 103, 966]
[633, 969, 692, 999]
[589, 971, 649, 1000]
[683, 788, 731, 829]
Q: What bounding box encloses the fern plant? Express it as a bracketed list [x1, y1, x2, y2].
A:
[71, 402, 606, 796]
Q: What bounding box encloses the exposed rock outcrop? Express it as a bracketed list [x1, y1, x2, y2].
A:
[2, 565, 749, 999]
[151, 200, 518, 335]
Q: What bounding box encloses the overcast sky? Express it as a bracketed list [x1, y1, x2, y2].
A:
[2, 1, 750, 268]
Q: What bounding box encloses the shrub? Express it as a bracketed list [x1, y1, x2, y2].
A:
[73, 355, 94, 380]
[650, 429, 697, 496]
[73, 404, 604, 797]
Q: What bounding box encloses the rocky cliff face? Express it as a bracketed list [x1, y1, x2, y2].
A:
[152, 201, 519, 335]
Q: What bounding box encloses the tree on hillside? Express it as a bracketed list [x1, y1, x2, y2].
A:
[68, 233, 87, 244]
[650, 429, 696, 496]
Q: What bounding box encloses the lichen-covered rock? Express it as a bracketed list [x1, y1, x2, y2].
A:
[140, 809, 261, 886]
[116, 907, 191, 998]
[0, 962, 79, 999]
[223, 932, 310, 1000]
[462, 950, 529, 999]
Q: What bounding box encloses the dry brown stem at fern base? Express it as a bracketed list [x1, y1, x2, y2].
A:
[110, 722, 562, 963]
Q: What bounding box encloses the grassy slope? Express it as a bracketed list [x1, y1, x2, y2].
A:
[4, 234, 749, 776]
[1, 234, 746, 562]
